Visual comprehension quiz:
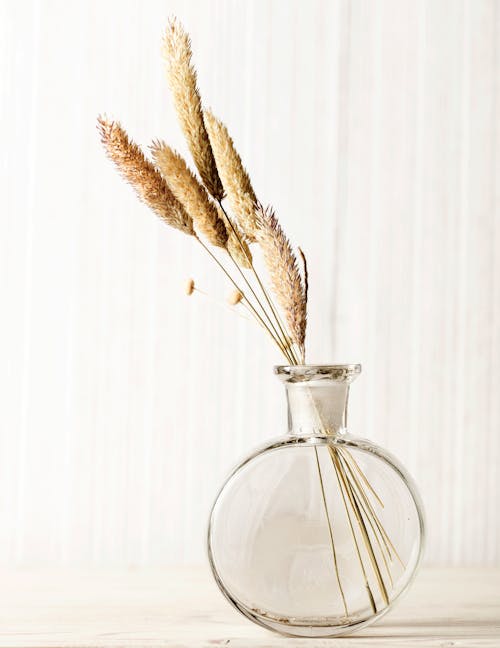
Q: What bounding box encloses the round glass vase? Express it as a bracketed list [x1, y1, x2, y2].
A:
[207, 365, 425, 638]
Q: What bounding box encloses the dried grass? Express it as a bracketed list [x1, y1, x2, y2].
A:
[163, 19, 224, 201]
[151, 141, 227, 248]
[97, 117, 194, 236]
[98, 20, 407, 621]
[204, 110, 258, 241]
[255, 204, 307, 352]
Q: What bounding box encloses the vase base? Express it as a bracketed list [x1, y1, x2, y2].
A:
[246, 606, 385, 638]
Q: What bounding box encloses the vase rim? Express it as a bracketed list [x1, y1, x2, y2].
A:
[274, 364, 362, 383]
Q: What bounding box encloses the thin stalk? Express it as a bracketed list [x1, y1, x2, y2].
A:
[339, 449, 404, 569]
[341, 448, 384, 508]
[192, 289, 253, 322]
[196, 238, 293, 362]
[330, 447, 389, 607]
[337, 452, 394, 588]
[339, 450, 392, 561]
[313, 446, 348, 617]
[218, 201, 300, 362]
[239, 302, 294, 364]
[339, 450, 394, 563]
[241, 298, 294, 363]
[226, 246, 299, 364]
[329, 446, 377, 614]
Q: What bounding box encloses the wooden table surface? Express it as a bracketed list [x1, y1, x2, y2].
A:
[0, 566, 498, 647]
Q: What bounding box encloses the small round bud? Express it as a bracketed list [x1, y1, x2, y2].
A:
[227, 289, 243, 306]
[184, 278, 195, 296]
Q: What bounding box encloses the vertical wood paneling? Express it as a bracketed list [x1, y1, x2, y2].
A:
[0, 0, 498, 566]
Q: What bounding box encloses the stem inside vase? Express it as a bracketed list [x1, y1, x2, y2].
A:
[279, 365, 403, 618]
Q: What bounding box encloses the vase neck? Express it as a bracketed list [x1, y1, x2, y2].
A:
[275, 365, 361, 437]
[285, 383, 351, 436]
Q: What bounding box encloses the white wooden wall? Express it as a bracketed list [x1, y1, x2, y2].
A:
[1, 0, 498, 566]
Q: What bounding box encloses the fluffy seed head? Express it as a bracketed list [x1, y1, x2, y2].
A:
[151, 141, 228, 248]
[97, 116, 194, 235]
[255, 204, 307, 354]
[162, 19, 224, 201]
[204, 110, 258, 241]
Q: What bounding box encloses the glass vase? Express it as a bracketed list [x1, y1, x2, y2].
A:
[207, 365, 425, 637]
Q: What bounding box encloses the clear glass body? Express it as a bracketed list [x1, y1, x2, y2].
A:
[207, 365, 425, 638]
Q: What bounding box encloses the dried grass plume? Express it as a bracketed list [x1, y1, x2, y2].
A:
[97, 116, 194, 235]
[163, 19, 224, 201]
[255, 204, 307, 354]
[204, 110, 258, 241]
[151, 141, 228, 248]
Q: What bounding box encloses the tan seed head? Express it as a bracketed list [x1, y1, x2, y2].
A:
[152, 141, 228, 248]
[162, 19, 224, 200]
[97, 116, 194, 236]
[185, 278, 195, 296]
[227, 290, 243, 306]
